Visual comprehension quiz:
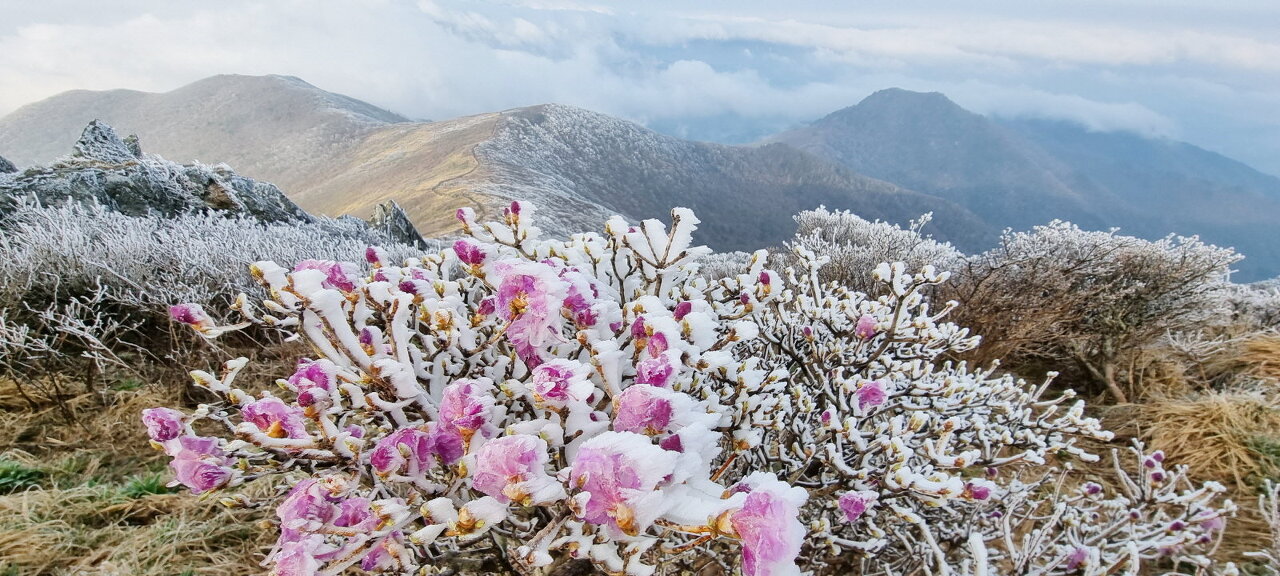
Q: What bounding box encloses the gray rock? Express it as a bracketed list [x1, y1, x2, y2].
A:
[1, 121, 311, 224]
[123, 134, 143, 158]
[71, 120, 137, 165]
[370, 200, 428, 248]
[0, 155, 14, 174]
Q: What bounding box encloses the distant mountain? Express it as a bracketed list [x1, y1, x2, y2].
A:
[0, 76, 989, 253]
[5, 77, 1277, 278]
[766, 89, 1280, 280]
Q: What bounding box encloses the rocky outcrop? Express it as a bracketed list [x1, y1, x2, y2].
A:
[0, 155, 15, 174]
[0, 121, 311, 224]
[370, 200, 428, 249]
[72, 120, 139, 164]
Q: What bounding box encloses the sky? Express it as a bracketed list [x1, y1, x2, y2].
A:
[2, 0, 1279, 175]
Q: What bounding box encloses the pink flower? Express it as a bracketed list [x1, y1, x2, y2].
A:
[728, 477, 806, 576]
[635, 355, 675, 387]
[171, 457, 232, 495]
[856, 380, 887, 411]
[365, 246, 387, 266]
[141, 407, 185, 442]
[277, 479, 338, 543]
[271, 540, 322, 576]
[439, 380, 496, 443]
[242, 397, 310, 439]
[453, 239, 486, 267]
[838, 490, 877, 523]
[334, 497, 378, 531]
[294, 260, 358, 292]
[1065, 546, 1090, 571]
[361, 531, 406, 572]
[562, 278, 600, 328]
[965, 482, 992, 501]
[855, 315, 877, 340]
[529, 360, 592, 409]
[472, 435, 565, 505]
[613, 385, 674, 435]
[168, 436, 231, 494]
[169, 303, 211, 329]
[570, 431, 677, 536]
[369, 428, 438, 475]
[674, 301, 693, 320]
[287, 360, 337, 407]
[495, 263, 563, 367]
[648, 332, 669, 357]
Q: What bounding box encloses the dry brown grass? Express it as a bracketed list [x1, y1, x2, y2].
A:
[0, 377, 274, 576]
[1135, 390, 1280, 490]
[1238, 334, 1280, 384]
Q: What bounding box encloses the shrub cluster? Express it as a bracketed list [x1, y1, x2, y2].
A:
[0, 200, 423, 382]
[788, 208, 1248, 402]
[149, 204, 1236, 575]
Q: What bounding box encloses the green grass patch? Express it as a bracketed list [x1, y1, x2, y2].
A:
[123, 473, 178, 498]
[0, 460, 43, 494]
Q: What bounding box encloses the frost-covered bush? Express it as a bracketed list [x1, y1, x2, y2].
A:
[150, 204, 1235, 576]
[1226, 280, 1280, 332]
[0, 200, 423, 377]
[952, 222, 1239, 402]
[787, 208, 962, 294]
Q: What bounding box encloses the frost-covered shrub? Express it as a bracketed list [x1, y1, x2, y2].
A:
[788, 208, 962, 294]
[952, 222, 1239, 402]
[151, 204, 1235, 576]
[0, 200, 423, 377]
[1226, 280, 1280, 332]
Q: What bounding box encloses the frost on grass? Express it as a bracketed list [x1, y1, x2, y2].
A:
[153, 203, 1236, 576]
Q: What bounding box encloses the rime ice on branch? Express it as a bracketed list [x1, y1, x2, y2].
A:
[152, 202, 1236, 576]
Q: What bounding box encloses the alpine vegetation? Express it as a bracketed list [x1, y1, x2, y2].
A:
[150, 203, 1235, 575]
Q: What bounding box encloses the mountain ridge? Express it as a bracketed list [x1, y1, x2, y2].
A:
[2, 75, 1277, 279]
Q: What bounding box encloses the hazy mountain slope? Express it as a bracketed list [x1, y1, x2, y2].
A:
[474, 104, 992, 251]
[767, 89, 1280, 280]
[765, 89, 1112, 231]
[1000, 118, 1280, 280]
[1, 76, 991, 252]
[0, 75, 407, 190]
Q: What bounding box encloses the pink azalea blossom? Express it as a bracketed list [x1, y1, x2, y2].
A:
[169, 303, 211, 329]
[361, 531, 407, 571]
[613, 385, 674, 435]
[294, 260, 358, 292]
[856, 380, 888, 411]
[1065, 546, 1091, 571]
[277, 479, 339, 544]
[453, 239, 486, 267]
[838, 490, 877, 523]
[471, 434, 565, 505]
[570, 431, 677, 536]
[141, 407, 185, 442]
[168, 436, 231, 494]
[271, 540, 323, 576]
[529, 360, 592, 409]
[729, 476, 806, 576]
[855, 314, 878, 340]
[439, 380, 496, 443]
[673, 301, 693, 320]
[635, 355, 675, 387]
[648, 332, 669, 357]
[364, 246, 387, 266]
[495, 263, 564, 367]
[171, 456, 232, 494]
[370, 428, 438, 475]
[333, 497, 379, 531]
[242, 397, 310, 439]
